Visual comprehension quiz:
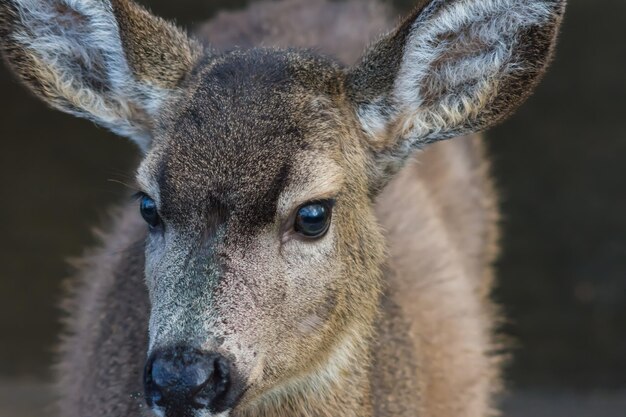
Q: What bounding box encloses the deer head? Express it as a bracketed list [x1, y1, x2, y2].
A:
[0, 0, 565, 416]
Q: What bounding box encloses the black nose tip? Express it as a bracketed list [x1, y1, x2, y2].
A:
[144, 346, 232, 414]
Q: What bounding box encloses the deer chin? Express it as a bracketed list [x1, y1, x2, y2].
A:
[150, 408, 231, 417]
[199, 412, 230, 417]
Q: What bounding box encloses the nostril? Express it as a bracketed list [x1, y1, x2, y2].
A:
[144, 346, 233, 413]
[215, 355, 231, 392]
[193, 356, 231, 408]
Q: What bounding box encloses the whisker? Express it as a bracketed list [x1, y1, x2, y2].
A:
[107, 178, 140, 193]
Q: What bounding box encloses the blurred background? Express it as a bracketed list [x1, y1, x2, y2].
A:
[1, 0, 624, 416]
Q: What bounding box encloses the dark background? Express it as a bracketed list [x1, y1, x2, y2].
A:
[1, 0, 624, 399]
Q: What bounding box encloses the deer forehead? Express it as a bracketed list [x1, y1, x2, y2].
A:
[136, 50, 349, 232]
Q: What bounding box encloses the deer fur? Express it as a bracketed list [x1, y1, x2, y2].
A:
[0, 0, 566, 416]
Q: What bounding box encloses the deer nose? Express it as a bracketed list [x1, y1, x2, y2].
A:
[144, 346, 232, 415]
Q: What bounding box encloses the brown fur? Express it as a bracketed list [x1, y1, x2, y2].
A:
[0, 1, 566, 416]
[374, 138, 501, 416]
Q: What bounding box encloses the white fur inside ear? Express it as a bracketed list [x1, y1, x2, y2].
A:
[10, 0, 170, 150]
[359, 0, 557, 144]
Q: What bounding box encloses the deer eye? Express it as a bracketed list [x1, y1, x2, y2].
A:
[294, 201, 333, 238]
[140, 195, 160, 228]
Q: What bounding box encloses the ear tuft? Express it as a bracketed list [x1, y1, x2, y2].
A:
[0, 0, 202, 150]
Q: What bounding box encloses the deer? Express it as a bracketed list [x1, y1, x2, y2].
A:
[0, 0, 566, 416]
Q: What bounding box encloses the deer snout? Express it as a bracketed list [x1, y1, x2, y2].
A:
[144, 346, 235, 416]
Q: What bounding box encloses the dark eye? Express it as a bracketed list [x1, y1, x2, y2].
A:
[140, 195, 160, 228]
[294, 201, 333, 238]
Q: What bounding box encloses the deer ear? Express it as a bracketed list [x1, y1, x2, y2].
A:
[0, 0, 202, 151]
[346, 0, 566, 189]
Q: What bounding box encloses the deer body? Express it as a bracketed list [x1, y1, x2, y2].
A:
[0, 1, 565, 416]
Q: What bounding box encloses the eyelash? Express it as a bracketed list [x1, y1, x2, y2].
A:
[131, 191, 147, 201]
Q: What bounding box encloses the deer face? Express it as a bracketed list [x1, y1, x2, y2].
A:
[137, 50, 385, 415]
[0, 0, 565, 416]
